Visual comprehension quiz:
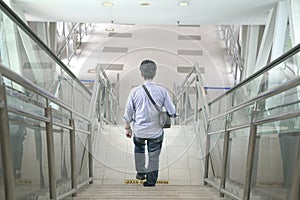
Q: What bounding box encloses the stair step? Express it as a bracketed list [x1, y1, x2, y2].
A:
[65, 184, 229, 200]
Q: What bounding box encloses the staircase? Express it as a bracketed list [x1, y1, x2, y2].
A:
[92, 124, 204, 185]
[66, 184, 229, 199]
[63, 124, 231, 199]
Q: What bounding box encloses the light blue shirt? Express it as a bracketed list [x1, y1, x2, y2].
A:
[124, 81, 176, 139]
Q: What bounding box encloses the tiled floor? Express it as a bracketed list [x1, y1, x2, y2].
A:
[93, 124, 205, 186]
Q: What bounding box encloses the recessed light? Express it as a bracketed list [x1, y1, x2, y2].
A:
[102, 2, 113, 6]
[105, 27, 115, 32]
[178, 1, 189, 7]
[88, 69, 97, 74]
[140, 2, 150, 6]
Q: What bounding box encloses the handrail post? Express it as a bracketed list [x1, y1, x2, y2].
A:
[243, 104, 258, 200]
[0, 76, 16, 200]
[184, 83, 189, 124]
[220, 114, 231, 197]
[45, 105, 57, 199]
[204, 129, 210, 185]
[88, 124, 93, 184]
[69, 118, 77, 197]
[290, 138, 300, 199]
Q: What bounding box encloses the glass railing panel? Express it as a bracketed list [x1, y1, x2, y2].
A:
[5, 82, 46, 118]
[210, 95, 226, 117]
[74, 116, 89, 132]
[208, 133, 224, 184]
[9, 115, 50, 199]
[196, 110, 208, 159]
[176, 88, 196, 122]
[187, 86, 197, 116]
[83, 89, 92, 117]
[256, 86, 300, 122]
[0, 147, 4, 200]
[0, 8, 91, 117]
[257, 118, 300, 136]
[224, 128, 250, 198]
[204, 44, 300, 197]
[76, 132, 89, 184]
[53, 128, 71, 196]
[52, 105, 71, 127]
[1, 3, 93, 198]
[231, 75, 264, 107]
[266, 52, 300, 89]
[228, 51, 300, 110]
[208, 116, 226, 133]
[60, 71, 74, 108]
[210, 98, 222, 117]
[253, 120, 300, 199]
[229, 104, 254, 128]
[74, 84, 84, 114]
[0, 13, 57, 91]
[49, 65, 63, 96]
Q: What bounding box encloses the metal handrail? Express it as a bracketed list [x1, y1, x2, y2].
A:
[0, 1, 91, 95]
[88, 65, 118, 125]
[175, 62, 211, 126]
[208, 76, 300, 122]
[0, 64, 90, 122]
[221, 25, 243, 83]
[56, 23, 80, 56]
[203, 43, 300, 199]
[0, 62, 94, 199]
[210, 43, 300, 105]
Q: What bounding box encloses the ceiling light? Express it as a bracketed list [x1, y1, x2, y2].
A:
[105, 27, 115, 32]
[88, 69, 97, 74]
[102, 2, 113, 6]
[140, 3, 150, 6]
[178, 2, 189, 7]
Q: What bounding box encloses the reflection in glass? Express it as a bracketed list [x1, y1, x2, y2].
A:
[251, 131, 300, 200]
[8, 118, 49, 199]
[224, 128, 249, 199]
[53, 129, 71, 196]
[76, 132, 89, 184]
[229, 105, 253, 128]
[208, 133, 224, 182]
[209, 116, 226, 133]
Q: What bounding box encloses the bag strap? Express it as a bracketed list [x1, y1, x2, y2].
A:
[142, 85, 160, 113]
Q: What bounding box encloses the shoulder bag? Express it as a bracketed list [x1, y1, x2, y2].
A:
[142, 85, 171, 128]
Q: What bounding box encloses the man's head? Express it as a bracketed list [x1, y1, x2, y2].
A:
[140, 60, 157, 80]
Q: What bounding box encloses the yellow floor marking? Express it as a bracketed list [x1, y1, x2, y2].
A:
[124, 179, 169, 184]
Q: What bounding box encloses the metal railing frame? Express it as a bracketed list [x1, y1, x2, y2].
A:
[56, 22, 93, 65]
[0, 5, 97, 198]
[176, 42, 300, 199]
[0, 63, 94, 200]
[175, 62, 213, 184]
[201, 43, 300, 200]
[0, 1, 91, 96]
[220, 25, 244, 84]
[89, 65, 118, 125]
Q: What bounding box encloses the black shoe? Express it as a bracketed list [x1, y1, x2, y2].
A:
[136, 173, 146, 180]
[143, 182, 155, 187]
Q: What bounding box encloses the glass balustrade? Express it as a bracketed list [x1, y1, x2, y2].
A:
[201, 44, 300, 199]
[169, 36, 299, 199]
[0, 2, 97, 199]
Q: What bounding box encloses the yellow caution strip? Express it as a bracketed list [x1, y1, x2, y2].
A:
[124, 179, 169, 185]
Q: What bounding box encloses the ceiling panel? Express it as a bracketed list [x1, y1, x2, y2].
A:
[12, 0, 277, 24]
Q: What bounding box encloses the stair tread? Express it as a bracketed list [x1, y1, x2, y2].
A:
[64, 184, 229, 200]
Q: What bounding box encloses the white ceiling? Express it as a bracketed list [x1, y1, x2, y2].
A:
[12, 0, 278, 25]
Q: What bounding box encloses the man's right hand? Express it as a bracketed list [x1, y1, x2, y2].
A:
[125, 129, 132, 138]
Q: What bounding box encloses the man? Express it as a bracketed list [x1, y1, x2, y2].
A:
[123, 60, 176, 187]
